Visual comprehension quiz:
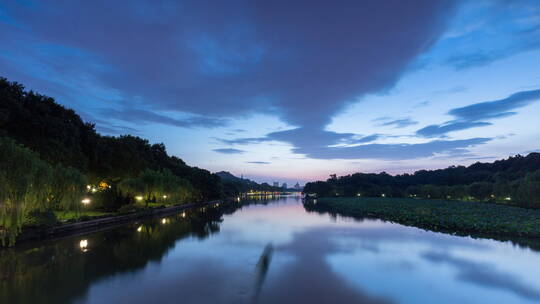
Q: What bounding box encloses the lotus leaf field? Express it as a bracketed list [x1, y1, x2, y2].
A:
[314, 197, 540, 239]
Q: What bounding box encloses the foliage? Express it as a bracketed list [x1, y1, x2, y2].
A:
[49, 165, 87, 213]
[0, 137, 88, 245]
[118, 169, 194, 206]
[0, 137, 50, 245]
[0, 77, 222, 203]
[0, 77, 281, 245]
[310, 197, 540, 238]
[24, 210, 58, 227]
[303, 153, 540, 208]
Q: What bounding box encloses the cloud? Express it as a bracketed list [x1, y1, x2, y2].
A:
[441, 1, 540, 70]
[223, 127, 491, 160]
[213, 148, 244, 154]
[414, 100, 431, 108]
[417, 122, 492, 137]
[379, 118, 418, 128]
[99, 108, 229, 129]
[417, 88, 540, 137]
[430, 85, 468, 96]
[446, 52, 496, 70]
[293, 137, 491, 160]
[353, 134, 381, 144]
[0, 0, 458, 161]
[449, 89, 540, 121]
[246, 161, 270, 164]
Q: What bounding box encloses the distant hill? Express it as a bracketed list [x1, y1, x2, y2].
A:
[215, 171, 283, 195]
[215, 171, 242, 182]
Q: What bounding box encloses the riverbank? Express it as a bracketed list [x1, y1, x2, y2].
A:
[13, 200, 224, 246]
[309, 197, 540, 239]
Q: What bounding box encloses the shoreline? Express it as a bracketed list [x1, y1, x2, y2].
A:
[12, 199, 225, 247]
[304, 197, 540, 249]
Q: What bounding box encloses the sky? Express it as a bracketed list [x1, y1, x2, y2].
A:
[1, 0, 540, 185]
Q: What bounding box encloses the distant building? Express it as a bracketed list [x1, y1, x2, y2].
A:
[294, 182, 301, 190]
[273, 182, 279, 187]
[282, 183, 288, 189]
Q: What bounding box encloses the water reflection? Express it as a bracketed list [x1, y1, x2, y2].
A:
[422, 251, 540, 301]
[252, 243, 273, 304]
[303, 199, 540, 252]
[0, 202, 245, 304]
[258, 228, 393, 304]
[1, 196, 540, 304]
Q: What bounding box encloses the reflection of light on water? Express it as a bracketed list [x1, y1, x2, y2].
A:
[80, 239, 88, 252]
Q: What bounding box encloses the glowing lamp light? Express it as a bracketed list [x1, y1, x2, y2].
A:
[505, 197, 512, 201]
[80, 239, 88, 252]
[137, 226, 142, 232]
[381, 194, 386, 198]
[81, 198, 91, 205]
[161, 218, 168, 224]
[135, 196, 143, 201]
[181, 212, 186, 218]
[236, 197, 241, 202]
[162, 195, 168, 199]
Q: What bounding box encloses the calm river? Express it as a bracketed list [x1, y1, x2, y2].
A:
[2, 196, 540, 304]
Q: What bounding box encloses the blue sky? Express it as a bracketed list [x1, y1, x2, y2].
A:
[1, 0, 540, 185]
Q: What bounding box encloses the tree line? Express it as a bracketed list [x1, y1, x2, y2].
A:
[0, 77, 254, 245]
[215, 171, 283, 197]
[303, 153, 540, 208]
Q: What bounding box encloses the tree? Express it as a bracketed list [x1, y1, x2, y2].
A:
[118, 169, 194, 207]
[49, 165, 87, 213]
[0, 138, 51, 245]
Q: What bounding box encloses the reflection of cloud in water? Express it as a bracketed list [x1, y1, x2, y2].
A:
[259, 228, 394, 304]
[78, 259, 248, 303]
[422, 251, 540, 301]
[327, 225, 490, 252]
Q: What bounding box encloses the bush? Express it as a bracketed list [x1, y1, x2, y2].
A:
[117, 204, 146, 214]
[91, 187, 133, 212]
[23, 210, 58, 227]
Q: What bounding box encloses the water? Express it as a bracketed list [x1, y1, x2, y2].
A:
[2, 196, 540, 304]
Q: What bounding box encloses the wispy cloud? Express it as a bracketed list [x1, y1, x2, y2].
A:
[221, 126, 490, 160]
[379, 118, 418, 128]
[213, 148, 245, 154]
[417, 88, 540, 137]
[100, 108, 229, 129]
